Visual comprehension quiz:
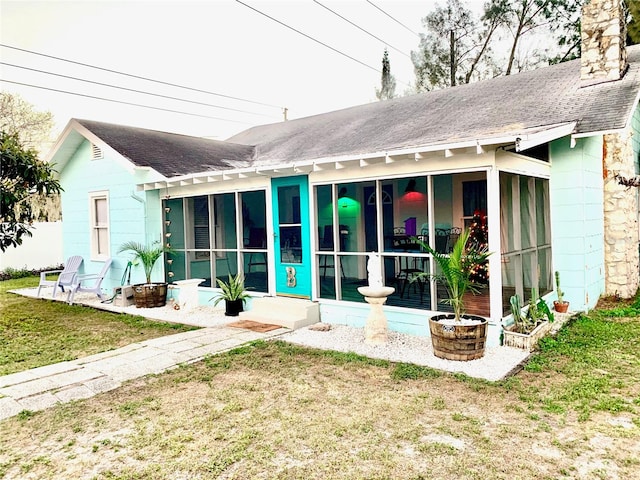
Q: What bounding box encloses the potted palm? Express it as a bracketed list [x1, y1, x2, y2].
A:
[211, 273, 251, 316]
[118, 241, 172, 308]
[418, 228, 492, 361]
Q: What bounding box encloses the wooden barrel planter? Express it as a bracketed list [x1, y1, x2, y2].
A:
[429, 314, 488, 361]
[133, 283, 168, 308]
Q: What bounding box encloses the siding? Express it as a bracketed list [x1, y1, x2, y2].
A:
[60, 140, 162, 294]
[550, 135, 605, 311]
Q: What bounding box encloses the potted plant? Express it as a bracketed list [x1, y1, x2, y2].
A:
[118, 241, 172, 308]
[553, 271, 569, 313]
[418, 228, 492, 361]
[504, 288, 554, 351]
[210, 273, 251, 316]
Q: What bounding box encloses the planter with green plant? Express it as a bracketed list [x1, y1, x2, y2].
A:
[417, 228, 492, 361]
[504, 287, 554, 351]
[118, 241, 173, 308]
[210, 273, 251, 316]
[553, 271, 569, 313]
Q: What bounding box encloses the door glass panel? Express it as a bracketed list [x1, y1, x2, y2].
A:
[278, 186, 302, 264]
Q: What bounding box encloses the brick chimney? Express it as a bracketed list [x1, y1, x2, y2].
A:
[581, 0, 628, 86]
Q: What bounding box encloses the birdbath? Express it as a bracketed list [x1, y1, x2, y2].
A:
[357, 253, 395, 345]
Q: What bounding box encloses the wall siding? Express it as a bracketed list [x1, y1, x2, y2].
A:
[550, 135, 605, 311]
[60, 140, 162, 295]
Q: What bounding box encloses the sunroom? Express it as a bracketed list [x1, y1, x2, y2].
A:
[150, 135, 554, 345]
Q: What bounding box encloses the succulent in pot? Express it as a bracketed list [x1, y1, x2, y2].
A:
[553, 271, 569, 313]
[210, 273, 251, 316]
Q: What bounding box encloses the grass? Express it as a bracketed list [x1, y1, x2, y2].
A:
[1, 284, 639, 478]
[1, 309, 639, 478]
[0, 276, 198, 376]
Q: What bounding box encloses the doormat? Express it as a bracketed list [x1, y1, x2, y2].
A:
[227, 320, 282, 332]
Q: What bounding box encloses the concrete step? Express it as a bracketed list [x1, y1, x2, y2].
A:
[239, 296, 320, 330]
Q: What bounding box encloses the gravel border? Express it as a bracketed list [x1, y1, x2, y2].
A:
[279, 324, 531, 382]
[13, 288, 532, 381]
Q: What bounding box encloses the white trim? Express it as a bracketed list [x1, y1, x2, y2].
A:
[515, 122, 577, 152]
[88, 190, 110, 261]
[571, 129, 625, 139]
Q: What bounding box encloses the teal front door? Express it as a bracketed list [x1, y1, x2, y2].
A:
[272, 176, 311, 298]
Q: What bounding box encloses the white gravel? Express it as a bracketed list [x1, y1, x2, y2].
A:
[279, 324, 531, 382]
[15, 287, 532, 381]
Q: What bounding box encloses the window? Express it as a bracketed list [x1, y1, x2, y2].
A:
[162, 190, 267, 292]
[89, 191, 109, 259]
[500, 173, 552, 314]
[314, 174, 486, 313]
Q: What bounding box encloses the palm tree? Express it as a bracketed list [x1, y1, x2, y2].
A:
[418, 228, 491, 321]
[118, 241, 171, 284]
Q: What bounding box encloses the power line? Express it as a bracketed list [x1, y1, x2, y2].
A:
[0, 79, 253, 125]
[0, 43, 283, 110]
[312, 0, 411, 59]
[235, 0, 380, 74]
[1, 61, 280, 119]
[365, 0, 421, 39]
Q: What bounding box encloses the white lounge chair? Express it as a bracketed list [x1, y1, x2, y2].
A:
[66, 258, 113, 305]
[37, 255, 84, 298]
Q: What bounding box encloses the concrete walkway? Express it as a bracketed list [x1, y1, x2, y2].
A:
[1, 288, 291, 421]
[0, 324, 288, 421]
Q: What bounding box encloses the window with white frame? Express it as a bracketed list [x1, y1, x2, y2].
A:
[89, 191, 110, 259]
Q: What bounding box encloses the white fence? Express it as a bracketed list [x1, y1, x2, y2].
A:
[0, 222, 63, 271]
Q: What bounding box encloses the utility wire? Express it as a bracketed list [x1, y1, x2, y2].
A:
[312, 0, 411, 59]
[1, 61, 280, 119]
[365, 0, 421, 39]
[235, 0, 380, 74]
[0, 43, 283, 110]
[0, 79, 253, 125]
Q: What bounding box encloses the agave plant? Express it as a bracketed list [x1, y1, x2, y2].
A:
[118, 241, 172, 284]
[418, 228, 491, 321]
[211, 273, 252, 306]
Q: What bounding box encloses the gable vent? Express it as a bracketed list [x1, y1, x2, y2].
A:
[91, 143, 103, 160]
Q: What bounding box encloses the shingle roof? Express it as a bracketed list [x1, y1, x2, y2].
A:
[75, 119, 255, 177]
[73, 45, 640, 178]
[227, 45, 640, 166]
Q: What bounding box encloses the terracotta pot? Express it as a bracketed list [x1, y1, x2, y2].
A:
[429, 314, 488, 361]
[553, 301, 569, 313]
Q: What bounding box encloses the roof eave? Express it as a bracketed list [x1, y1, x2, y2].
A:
[140, 127, 573, 191]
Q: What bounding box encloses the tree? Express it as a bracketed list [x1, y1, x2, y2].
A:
[411, 0, 504, 91]
[0, 132, 62, 251]
[375, 48, 397, 100]
[412, 0, 475, 90]
[467, 210, 489, 284]
[0, 92, 55, 155]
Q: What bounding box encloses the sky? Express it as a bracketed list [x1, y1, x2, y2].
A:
[1, 0, 493, 144]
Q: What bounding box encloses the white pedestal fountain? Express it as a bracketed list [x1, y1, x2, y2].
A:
[357, 253, 395, 345]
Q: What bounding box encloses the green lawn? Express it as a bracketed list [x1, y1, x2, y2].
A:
[0, 276, 198, 376]
[0, 296, 639, 478]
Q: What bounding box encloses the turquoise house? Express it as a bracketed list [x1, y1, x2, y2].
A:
[48, 2, 640, 347]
